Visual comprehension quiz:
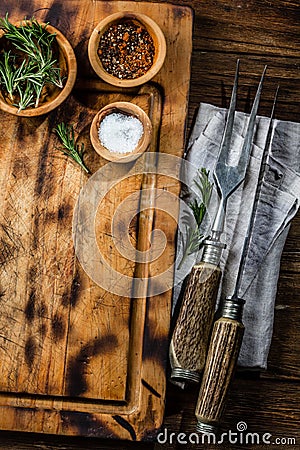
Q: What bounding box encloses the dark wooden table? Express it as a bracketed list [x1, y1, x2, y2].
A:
[0, 0, 299, 448]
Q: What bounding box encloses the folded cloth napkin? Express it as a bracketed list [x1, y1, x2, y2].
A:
[173, 102, 300, 369]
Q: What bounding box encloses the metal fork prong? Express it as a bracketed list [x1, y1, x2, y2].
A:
[210, 64, 266, 237]
[216, 59, 240, 169]
[237, 65, 267, 176]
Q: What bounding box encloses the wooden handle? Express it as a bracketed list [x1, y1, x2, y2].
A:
[195, 317, 244, 428]
[169, 262, 221, 383]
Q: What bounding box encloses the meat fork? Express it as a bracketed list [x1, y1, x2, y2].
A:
[195, 83, 278, 436]
[169, 60, 266, 386]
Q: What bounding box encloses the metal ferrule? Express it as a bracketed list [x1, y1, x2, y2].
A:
[196, 420, 218, 435]
[170, 367, 201, 385]
[202, 239, 226, 266]
[221, 297, 245, 321]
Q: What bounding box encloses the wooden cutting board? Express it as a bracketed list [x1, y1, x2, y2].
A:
[0, 0, 193, 440]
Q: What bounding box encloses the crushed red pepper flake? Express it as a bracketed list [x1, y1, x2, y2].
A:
[98, 19, 155, 79]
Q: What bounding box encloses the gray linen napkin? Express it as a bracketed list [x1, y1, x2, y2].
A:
[173, 103, 300, 369]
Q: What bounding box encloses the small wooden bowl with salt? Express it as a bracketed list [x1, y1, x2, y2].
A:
[90, 101, 152, 162]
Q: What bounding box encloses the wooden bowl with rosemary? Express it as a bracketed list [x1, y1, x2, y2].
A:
[88, 11, 166, 88]
[0, 15, 77, 117]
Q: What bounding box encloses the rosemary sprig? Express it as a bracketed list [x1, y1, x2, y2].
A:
[189, 168, 212, 227]
[178, 168, 213, 268]
[55, 122, 90, 174]
[16, 81, 35, 111]
[0, 13, 63, 111]
[0, 51, 17, 100]
[178, 226, 204, 269]
[189, 198, 206, 228]
[194, 168, 213, 210]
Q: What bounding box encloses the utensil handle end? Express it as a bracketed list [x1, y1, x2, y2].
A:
[195, 316, 244, 429]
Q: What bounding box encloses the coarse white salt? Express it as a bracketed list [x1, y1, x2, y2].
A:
[98, 112, 144, 153]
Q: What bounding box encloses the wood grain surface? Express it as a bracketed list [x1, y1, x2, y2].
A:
[0, 0, 299, 448]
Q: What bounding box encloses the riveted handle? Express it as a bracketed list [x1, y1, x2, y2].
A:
[195, 317, 244, 431]
[169, 262, 221, 385]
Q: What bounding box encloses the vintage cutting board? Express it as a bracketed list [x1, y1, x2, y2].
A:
[0, 0, 193, 441]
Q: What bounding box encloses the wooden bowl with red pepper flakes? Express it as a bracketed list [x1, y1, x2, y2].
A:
[88, 11, 166, 88]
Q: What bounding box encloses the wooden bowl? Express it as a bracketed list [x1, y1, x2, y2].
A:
[90, 101, 152, 162]
[88, 11, 166, 88]
[0, 22, 77, 117]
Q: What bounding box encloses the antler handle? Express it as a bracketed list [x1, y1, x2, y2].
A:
[195, 305, 244, 433]
[169, 262, 221, 385]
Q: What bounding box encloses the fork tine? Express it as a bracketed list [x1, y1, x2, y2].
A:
[210, 64, 266, 235]
[237, 65, 267, 174]
[215, 64, 266, 201]
[216, 59, 240, 168]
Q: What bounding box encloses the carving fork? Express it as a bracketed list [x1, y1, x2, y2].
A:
[195, 85, 278, 434]
[169, 61, 266, 386]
